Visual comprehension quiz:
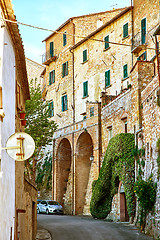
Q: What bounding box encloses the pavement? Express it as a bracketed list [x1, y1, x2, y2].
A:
[36, 228, 52, 240]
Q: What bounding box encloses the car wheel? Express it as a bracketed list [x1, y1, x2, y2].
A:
[37, 208, 40, 214]
[46, 209, 49, 215]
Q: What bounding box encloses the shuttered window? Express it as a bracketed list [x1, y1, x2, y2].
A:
[105, 70, 110, 87]
[63, 32, 67, 46]
[83, 49, 87, 63]
[50, 42, 54, 57]
[104, 35, 109, 49]
[62, 95, 67, 112]
[123, 64, 128, 79]
[49, 70, 55, 85]
[83, 81, 88, 97]
[48, 101, 54, 117]
[141, 18, 146, 44]
[62, 62, 68, 78]
[123, 23, 128, 38]
[90, 107, 94, 117]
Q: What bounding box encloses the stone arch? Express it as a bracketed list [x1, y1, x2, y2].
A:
[56, 138, 72, 206]
[75, 131, 93, 215]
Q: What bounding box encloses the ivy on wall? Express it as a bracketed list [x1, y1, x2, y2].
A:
[90, 133, 135, 220]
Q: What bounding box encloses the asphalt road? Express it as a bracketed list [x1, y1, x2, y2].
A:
[37, 214, 154, 240]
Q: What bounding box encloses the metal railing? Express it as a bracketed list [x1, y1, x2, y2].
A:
[42, 49, 58, 64]
[132, 32, 149, 50]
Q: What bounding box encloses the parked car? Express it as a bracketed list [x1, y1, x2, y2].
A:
[37, 199, 42, 213]
[37, 200, 63, 215]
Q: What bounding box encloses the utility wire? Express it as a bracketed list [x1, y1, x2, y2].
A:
[0, 17, 158, 51]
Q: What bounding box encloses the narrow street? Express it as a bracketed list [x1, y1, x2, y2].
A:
[37, 214, 154, 240]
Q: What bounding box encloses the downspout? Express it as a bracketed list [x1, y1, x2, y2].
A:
[131, 0, 134, 67]
[70, 21, 76, 215]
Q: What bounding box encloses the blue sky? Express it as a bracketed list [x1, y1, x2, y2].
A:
[12, 0, 131, 64]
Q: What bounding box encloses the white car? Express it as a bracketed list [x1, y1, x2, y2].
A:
[37, 200, 63, 215]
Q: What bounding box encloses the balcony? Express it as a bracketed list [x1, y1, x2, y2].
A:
[131, 32, 148, 55]
[42, 50, 58, 65]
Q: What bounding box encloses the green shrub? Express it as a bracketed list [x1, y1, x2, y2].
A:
[90, 133, 135, 219]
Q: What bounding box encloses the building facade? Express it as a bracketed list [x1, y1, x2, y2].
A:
[0, 1, 37, 240]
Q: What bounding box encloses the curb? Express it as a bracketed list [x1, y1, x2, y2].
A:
[36, 229, 52, 240]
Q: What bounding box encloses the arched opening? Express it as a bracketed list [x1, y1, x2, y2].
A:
[119, 183, 129, 222]
[75, 132, 93, 215]
[56, 138, 72, 206]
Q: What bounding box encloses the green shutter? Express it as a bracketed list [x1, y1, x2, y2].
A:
[49, 72, 51, 85]
[83, 81, 88, 97]
[62, 95, 67, 111]
[65, 95, 67, 110]
[53, 70, 55, 83]
[63, 32, 67, 46]
[50, 42, 54, 57]
[83, 49, 87, 62]
[123, 64, 128, 79]
[62, 96, 64, 111]
[123, 23, 128, 38]
[104, 35, 109, 49]
[66, 61, 68, 76]
[105, 70, 110, 87]
[51, 101, 54, 116]
[141, 18, 146, 44]
[62, 63, 64, 78]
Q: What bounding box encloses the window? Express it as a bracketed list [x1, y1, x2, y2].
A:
[48, 101, 54, 117]
[90, 107, 94, 117]
[49, 70, 55, 85]
[62, 62, 68, 78]
[123, 64, 128, 79]
[50, 41, 54, 57]
[137, 51, 147, 61]
[63, 32, 67, 46]
[83, 81, 88, 98]
[62, 95, 67, 112]
[83, 49, 87, 63]
[83, 114, 86, 120]
[105, 70, 110, 87]
[123, 23, 128, 38]
[124, 121, 127, 133]
[141, 18, 146, 44]
[108, 127, 112, 140]
[104, 35, 109, 50]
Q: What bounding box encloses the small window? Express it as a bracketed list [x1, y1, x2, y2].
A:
[83, 49, 87, 63]
[62, 62, 68, 78]
[90, 107, 94, 117]
[83, 81, 88, 98]
[62, 95, 67, 112]
[137, 51, 147, 61]
[50, 41, 54, 57]
[123, 23, 128, 38]
[105, 70, 110, 87]
[124, 121, 127, 133]
[123, 64, 128, 79]
[48, 101, 54, 117]
[63, 32, 67, 46]
[108, 127, 112, 140]
[104, 35, 109, 50]
[141, 18, 146, 44]
[83, 114, 86, 120]
[49, 70, 55, 85]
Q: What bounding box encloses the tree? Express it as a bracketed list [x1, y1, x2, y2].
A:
[25, 79, 57, 182]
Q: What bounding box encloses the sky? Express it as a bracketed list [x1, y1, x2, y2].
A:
[12, 0, 131, 64]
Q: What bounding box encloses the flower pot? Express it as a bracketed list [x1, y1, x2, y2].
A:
[20, 112, 26, 119]
[21, 119, 26, 126]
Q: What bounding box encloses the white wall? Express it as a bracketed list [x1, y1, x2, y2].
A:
[0, 17, 16, 240]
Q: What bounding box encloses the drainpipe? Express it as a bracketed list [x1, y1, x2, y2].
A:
[155, 35, 160, 87]
[131, 0, 134, 67]
[70, 21, 76, 215]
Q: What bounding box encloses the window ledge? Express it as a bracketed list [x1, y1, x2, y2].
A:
[103, 47, 111, 52]
[122, 35, 130, 41]
[81, 60, 88, 64]
[121, 76, 129, 81]
[105, 84, 112, 89]
[82, 95, 89, 99]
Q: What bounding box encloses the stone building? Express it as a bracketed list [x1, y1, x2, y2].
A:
[0, 1, 37, 240]
[26, 57, 45, 90]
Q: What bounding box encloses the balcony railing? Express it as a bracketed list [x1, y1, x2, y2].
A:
[42, 49, 58, 65]
[132, 32, 149, 54]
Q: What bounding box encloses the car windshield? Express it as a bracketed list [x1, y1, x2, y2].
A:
[47, 201, 60, 205]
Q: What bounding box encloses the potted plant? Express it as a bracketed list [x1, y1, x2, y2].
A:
[19, 110, 26, 119]
[21, 119, 27, 126]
